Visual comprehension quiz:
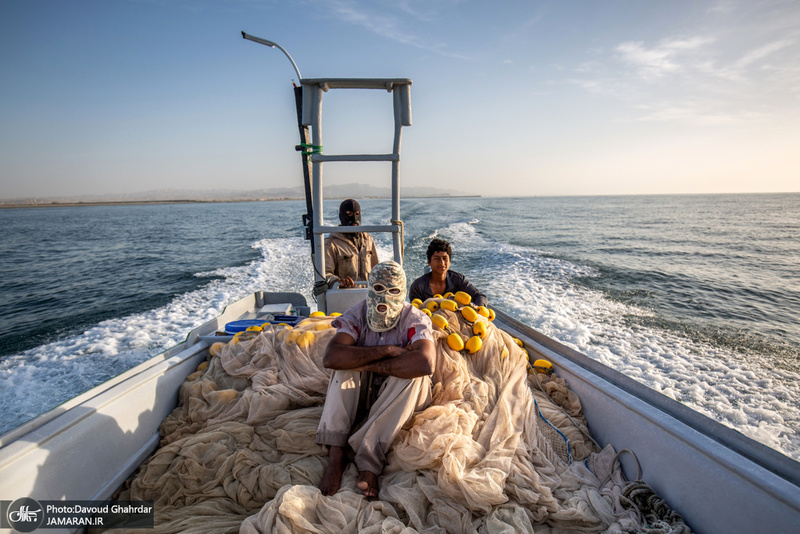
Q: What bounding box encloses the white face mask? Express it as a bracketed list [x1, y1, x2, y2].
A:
[366, 261, 407, 332]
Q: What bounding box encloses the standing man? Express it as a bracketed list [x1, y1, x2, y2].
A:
[316, 261, 436, 497]
[324, 199, 379, 288]
[409, 238, 488, 306]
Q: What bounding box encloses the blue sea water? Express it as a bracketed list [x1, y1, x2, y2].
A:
[1, 194, 799, 461]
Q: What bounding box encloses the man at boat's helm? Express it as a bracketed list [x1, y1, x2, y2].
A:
[409, 238, 488, 306]
[316, 260, 436, 498]
[322, 198, 379, 289]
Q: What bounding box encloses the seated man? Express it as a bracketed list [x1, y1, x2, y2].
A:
[409, 238, 488, 307]
[316, 260, 436, 498]
[324, 198, 379, 288]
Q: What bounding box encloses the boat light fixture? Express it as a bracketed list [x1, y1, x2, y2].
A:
[241, 31, 303, 82]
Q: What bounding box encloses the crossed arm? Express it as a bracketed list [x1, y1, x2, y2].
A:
[322, 332, 436, 379]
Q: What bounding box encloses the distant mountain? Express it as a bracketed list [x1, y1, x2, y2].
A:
[1, 183, 474, 206]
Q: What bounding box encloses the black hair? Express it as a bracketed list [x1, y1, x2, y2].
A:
[426, 238, 452, 262]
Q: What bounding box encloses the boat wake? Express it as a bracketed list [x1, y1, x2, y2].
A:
[432, 221, 800, 461]
[0, 236, 313, 436]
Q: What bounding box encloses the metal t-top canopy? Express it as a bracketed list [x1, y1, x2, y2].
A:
[243, 33, 413, 313]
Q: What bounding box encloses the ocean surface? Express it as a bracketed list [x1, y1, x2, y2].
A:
[1, 194, 799, 462]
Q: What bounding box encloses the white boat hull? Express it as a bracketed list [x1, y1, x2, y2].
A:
[1, 294, 798, 534]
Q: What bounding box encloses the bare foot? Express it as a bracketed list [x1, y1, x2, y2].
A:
[357, 471, 379, 498]
[319, 446, 348, 496]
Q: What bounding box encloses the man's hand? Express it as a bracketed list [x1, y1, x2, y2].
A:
[339, 276, 355, 288]
[323, 333, 435, 378]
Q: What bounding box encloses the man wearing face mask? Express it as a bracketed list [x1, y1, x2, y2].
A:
[316, 261, 436, 498]
[323, 199, 379, 289]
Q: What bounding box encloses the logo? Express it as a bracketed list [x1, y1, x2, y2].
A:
[7, 498, 44, 532]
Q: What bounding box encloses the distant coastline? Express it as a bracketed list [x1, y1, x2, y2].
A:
[0, 195, 481, 210]
[0, 199, 280, 210]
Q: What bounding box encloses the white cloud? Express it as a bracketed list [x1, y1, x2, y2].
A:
[735, 39, 794, 69]
[316, 0, 470, 59]
[615, 36, 714, 81]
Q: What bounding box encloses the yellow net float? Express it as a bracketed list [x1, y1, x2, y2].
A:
[472, 321, 487, 339]
[411, 298, 423, 309]
[285, 330, 303, 344]
[461, 306, 478, 322]
[532, 359, 554, 373]
[313, 323, 332, 330]
[186, 370, 203, 381]
[431, 314, 449, 331]
[501, 346, 509, 360]
[454, 291, 472, 306]
[210, 342, 226, 357]
[476, 306, 489, 318]
[231, 331, 257, 345]
[512, 337, 524, 348]
[433, 293, 443, 299]
[465, 335, 482, 354]
[447, 332, 465, 351]
[310, 311, 326, 317]
[215, 389, 238, 402]
[297, 331, 316, 349]
[330, 312, 342, 317]
[422, 308, 432, 317]
[439, 299, 458, 312]
[488, 309, 496, 321]
[443, 292, 454, 299]
[427, 300, 440, 312]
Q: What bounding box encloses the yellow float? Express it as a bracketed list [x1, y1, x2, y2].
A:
[472, 321, 487, 339]
[465, 335, 482, 354]
[431, 314, 449, 331]
[297, 331, 316, 349]
[461, 306, 478, 322]
[439, 299, 458, 311]
[447, 332, 464, 351]
[454, 291, 472, 306]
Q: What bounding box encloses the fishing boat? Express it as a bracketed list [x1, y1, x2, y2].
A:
[1, 34, 799, 534]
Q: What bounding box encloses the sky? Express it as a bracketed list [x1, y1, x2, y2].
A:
[1, 0, 799, 200]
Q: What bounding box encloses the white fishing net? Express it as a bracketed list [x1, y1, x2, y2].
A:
[109, 299, 689, 534]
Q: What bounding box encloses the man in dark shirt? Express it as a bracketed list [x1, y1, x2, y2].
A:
[408, 238, 487, 306]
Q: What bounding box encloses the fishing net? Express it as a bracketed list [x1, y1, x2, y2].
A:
[108, 299, 690, 534]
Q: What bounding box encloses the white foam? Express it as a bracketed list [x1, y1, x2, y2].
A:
[3, 225, 798, 464]
[440, 225, 800, 461]
[0, 236, 315, 435]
